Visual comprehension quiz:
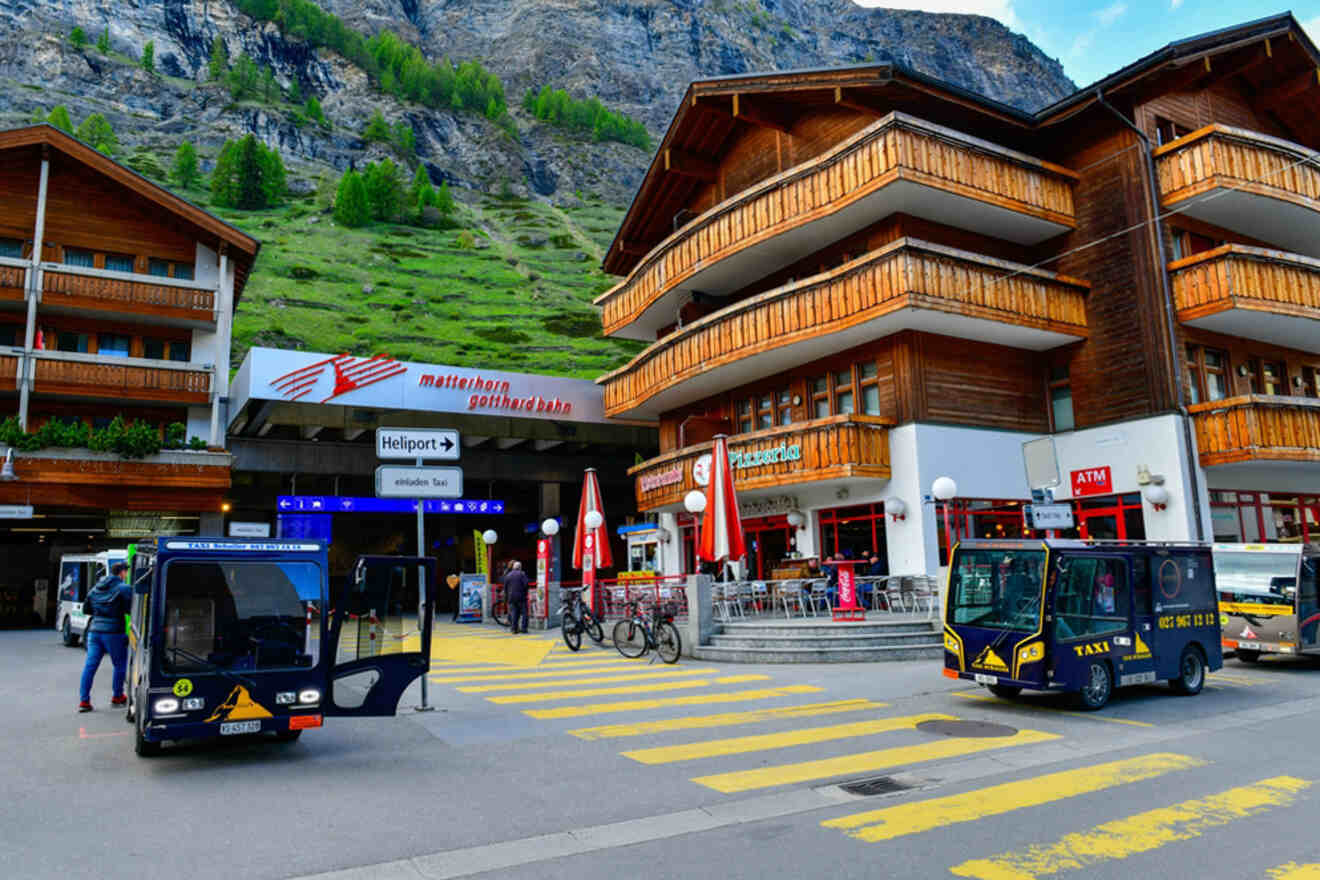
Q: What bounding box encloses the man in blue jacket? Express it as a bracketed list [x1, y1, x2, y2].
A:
[78, 561, 131, 712]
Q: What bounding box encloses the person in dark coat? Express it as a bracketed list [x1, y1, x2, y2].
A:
[78, 561, 132, 712]
[502, 561, 531, 634]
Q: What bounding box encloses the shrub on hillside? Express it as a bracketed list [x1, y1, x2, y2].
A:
[69, 27, 87, 50]
[333, 170, 369, 227]
[46, 106, 73, 134]
[75, 113, 118, 155]
[171, 141, 200, 189]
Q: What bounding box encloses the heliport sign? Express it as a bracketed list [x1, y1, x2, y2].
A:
[228, 348, 608, 426]
[376, 428, 460, 460]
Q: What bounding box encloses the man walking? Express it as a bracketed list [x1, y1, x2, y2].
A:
[79, 561, 132, 712]
[502, 561, 530, 634]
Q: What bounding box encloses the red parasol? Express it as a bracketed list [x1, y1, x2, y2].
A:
[571, 467, 612, 570]
[698, 435, 746, 564]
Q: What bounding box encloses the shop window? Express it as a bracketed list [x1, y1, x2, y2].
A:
[735, 398, 753, 434]
[1186, 345, 1229, 404]
[97, 333, 130, 357]
[818, 504, 888, 563]
[63, 248, 95, 268]
[1248, 359, 1286, 396]
[859, 361, 880, 416]
[1048, 364, 1074, 431]
[833, 368, 854, 415]
[755, 394, 774, 430]
[776, 389, 793, 425]
[811, 376, 830, 419]
[0, 238, 23, 259]
[1054, 557, 1129, 640]
[56, 331, 92, 353]
[104, 253, 135, 274]
[1155, 116, 1192, 146]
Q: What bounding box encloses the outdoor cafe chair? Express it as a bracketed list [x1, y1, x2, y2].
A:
[776, 580, 804, 619]
[714, 582, 740, 621]
[807, 580, 831, 616]
[883, 577, 909, 613]
[748, 581, 769, 615]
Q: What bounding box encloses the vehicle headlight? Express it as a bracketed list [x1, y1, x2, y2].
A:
[943, 633, 961, 654]
[153, 698, 179, 715]
[182, 697, 204, 711]
[276, 692, 297, 705]
[298, 689, 321, 704]
[1018, 642, 1044, 664]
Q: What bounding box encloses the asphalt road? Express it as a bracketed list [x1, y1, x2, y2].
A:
[8, 623, 1320, 880]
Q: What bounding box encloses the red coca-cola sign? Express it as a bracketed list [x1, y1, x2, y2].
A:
[1070, 466, 1113, 497]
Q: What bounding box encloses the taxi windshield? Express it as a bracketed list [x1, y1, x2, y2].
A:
[947, 548, 1046, 632]
[1214, 550, 1298, 606]
[160, 560, 321, 672]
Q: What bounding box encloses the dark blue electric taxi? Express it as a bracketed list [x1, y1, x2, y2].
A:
[943, 539, 1221, 709]
[124, 538, 435, 755]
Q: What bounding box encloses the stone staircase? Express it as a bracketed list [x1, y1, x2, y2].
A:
[692, 616, 944, 663]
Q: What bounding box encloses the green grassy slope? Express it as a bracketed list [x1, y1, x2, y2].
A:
[206, 190, 643, 378]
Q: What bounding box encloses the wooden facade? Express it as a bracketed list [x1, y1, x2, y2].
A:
[630, 415, 892, 511]
[30, 355, 212, 405]
[1190, 396, 1320, 466]
[1155, 125, 1320, 217]
[40, 266, 217, 327]
[1170, 244, 1320, 328]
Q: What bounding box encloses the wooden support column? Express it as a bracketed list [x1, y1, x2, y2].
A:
[19, 147, 51, 430]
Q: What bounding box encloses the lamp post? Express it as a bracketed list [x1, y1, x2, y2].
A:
[538, 518, 559, 622]
[684, 490, 707, 573]
[482, 528, 498, 592]
[932, 477, 958, 565]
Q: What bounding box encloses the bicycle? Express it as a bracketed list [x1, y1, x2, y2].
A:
[559, 586, 604, 651]
[612, 599, 681, 664]
[490, 585, 510, 627]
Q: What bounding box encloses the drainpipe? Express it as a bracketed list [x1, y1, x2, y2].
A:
[1093, 88, 1207, 542]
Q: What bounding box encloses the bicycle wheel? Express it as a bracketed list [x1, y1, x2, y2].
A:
[613, 619, 648, 658]
[656, 620, 682, 664]
[561, 615, 582, 651]
[585, 613, 605, 644]
[492, 600, 510, 627]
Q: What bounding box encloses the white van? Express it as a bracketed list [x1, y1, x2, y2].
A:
[55, 550, 128, 647]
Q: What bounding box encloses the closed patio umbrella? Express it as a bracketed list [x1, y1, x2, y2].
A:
[698, 435, 746, 566]
[572, 468, 612, 610]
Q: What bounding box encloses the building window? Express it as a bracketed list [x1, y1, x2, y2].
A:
[858, 361, 880, 415]
[149, 258, 194, 280]
[145, 338, 190, 361]
[0, 238, 23, 259]
[148, 259, 170, 277]
[776, 389, 793, 425]
[735, 398, 753, 434]
[170, 340, 190, 362]
[1186, 345, 1229, 404]
[104, 254, 135, 274]
[811, 376, 830, 419]
[1303, 366, 1320, 399]
[755, 394, 774, 430]
[1155, 116, 1192, 146]
[97, 333, 130, 357]
[1212, 491, 1320, 545]
[1248, 359, 1286, 396]
[63, 248, 95, 268]
[0, 325, 18, 347]
[56, 331, 91, 353]
[1048, 364, 1074, 431]
[833, 368, 854, 415]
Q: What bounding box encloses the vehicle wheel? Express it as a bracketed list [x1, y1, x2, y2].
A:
[586, 615, 605, 645]
[656, 621, 682, 664]
[134, 717, 161, 758]
[613, 620, 647, 658]
[562, 620, 582, 652]
[988, 684, 1022, 699]
[1076, 661, 1112, 710]
[1171, 645, 1206, 695]
[1235, 649, 1261, 664]
[492, 601, 510, 628]
[61, 617, 77, 647]
[274, 730, 302, 743]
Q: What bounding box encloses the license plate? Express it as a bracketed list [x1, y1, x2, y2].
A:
[1238, 641, 1261, 651]
[973, 673, 998, 685]
[219, 720, 262, 735]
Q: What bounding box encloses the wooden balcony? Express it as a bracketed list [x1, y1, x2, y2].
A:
[1189, 395, 1320, 467]
[29, 352, 212, 405]
[0, 449, 231, 511]
[629, 415, 892, 511]
[598, 111, 1079, 340]
[0, 353, 16, 391]
[0, 258, 24, 304]
[40, 264, 217, 327]
[1155, 126, 1320, 258]
[1170, 245, 1320, 352]
[599, 238, 1089, 420]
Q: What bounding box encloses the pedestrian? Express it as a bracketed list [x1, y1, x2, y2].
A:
[78, 561, 131, 712]
[502, 560, 530, 634]
[868, 553, 887, 577]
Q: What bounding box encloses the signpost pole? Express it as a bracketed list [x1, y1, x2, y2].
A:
[414, 456, 433, 713]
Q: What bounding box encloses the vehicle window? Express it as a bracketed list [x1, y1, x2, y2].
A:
[1053, 557, 1129, 640]
[1157, 551, 1216, 612]
[946, 548, 1045, 632]
[161, 561, 321, 672]
[1213, 549, 1298, 607]
[1299, 559, 1318, 644]
[1132, 556, 1151, 616]
[59, 562, 82, 602]
[337, 560, 425, 662]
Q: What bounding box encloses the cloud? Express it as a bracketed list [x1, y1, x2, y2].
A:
[1170, 0, 1183, 8]
[1305, 16, 1320, 43]
[850, 1, 1021, 30]
[1094, 1, 1128, 27]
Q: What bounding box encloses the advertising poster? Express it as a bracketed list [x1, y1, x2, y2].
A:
[458, 573, 485, 622]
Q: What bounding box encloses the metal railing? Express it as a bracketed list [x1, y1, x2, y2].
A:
[711, 575, 941, 622]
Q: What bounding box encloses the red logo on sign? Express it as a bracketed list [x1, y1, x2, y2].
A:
[1070, 466, 1113, 497]
[271, 354, 406, 404]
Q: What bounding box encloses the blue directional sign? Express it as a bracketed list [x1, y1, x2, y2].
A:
[276, 495, 505, 515]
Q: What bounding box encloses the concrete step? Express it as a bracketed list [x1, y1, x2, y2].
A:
[714, 620, 936, 637]
[692, 643, 945, 663]
[709, 631, 942, 650]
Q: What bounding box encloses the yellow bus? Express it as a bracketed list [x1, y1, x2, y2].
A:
[1215, 543, 1320, 662]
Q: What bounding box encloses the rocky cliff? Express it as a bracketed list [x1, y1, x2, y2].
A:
[0, 0, 1073, 203]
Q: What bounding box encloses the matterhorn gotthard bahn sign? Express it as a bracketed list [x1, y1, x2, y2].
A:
[232, 348, 607, 423]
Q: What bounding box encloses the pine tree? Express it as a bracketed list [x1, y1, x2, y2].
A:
[69, 27, 87, 50]
[96, 27, 109, 54]
[171, 142, 200, 190]
[140, 40, 155, 74]
[74, 113, 118, 155]
[210, 140, 240, 207]
[363, 159, 402, 221]
[305, 96, 326, 127]
[46, 106, 74, 134]
[208, 36, 228, 80]
[333, 171, 369, 228]
[362, 110, 390, 143]
[408, 165, 435, 219]
[435, 180, 454, 217]
[391, 121, 416, 155]
[257, 144, 286, 207]
[210, 135, 284, 209]
[261, 66, 278, 103]
[227, 54, 259, 100]
[288, 78, 303, 105]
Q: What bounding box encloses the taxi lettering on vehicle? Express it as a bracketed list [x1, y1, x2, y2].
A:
[1072, 640, 1110, 657]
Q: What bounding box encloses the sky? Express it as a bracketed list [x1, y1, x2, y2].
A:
[853, 1, 1320, 88]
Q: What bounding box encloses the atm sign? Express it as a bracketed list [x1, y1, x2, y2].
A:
[1070, 466, 1113, 497]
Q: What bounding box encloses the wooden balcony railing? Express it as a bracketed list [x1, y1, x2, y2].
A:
[41, 264, 216, 324]
[599, 238, 1089, 418]
[598, 111, 1078, 336]
[0, 259, 24, 299]
[1155, 125, 1320, 214]
[0, 354, 17, 391]
[628, 415, 893, 511]
[1170, 244, 1320, 323]
[1189, 395, 1320, 467]
[31, 352, 212, 404]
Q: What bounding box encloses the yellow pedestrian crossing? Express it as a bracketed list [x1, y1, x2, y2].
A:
[949, 775, 1311, 879]
[457, 668, 721, 693]
[568, 699, 888, 740]
[692, 728, 1060, 794]
[821, 753, 1206, 842]
[1269, 863, 1320, 879]
[622, 713, 957, 765]
[430, 661, 653, 683]
[524, 684, 826, 719]
[484, 674, 769, 705]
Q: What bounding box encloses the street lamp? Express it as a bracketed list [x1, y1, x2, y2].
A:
[482, 528, 498, 581]
[541, 518, 560, 536]
[584, 510, 603, 530]
[932, 477, 958, 563]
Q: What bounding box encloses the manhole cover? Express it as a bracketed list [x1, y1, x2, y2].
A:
[838, 776, 912, 797]
[916, 719, 1017, 738]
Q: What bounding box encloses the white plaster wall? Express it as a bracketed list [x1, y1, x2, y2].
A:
[188, 243, 225, 372]
[658, 512, 683, 577]
[186, 405, 211, 443]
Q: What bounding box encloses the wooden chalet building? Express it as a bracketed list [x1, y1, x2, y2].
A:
[0, 124, 258, 624]
[599, 14, 1320, 578]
